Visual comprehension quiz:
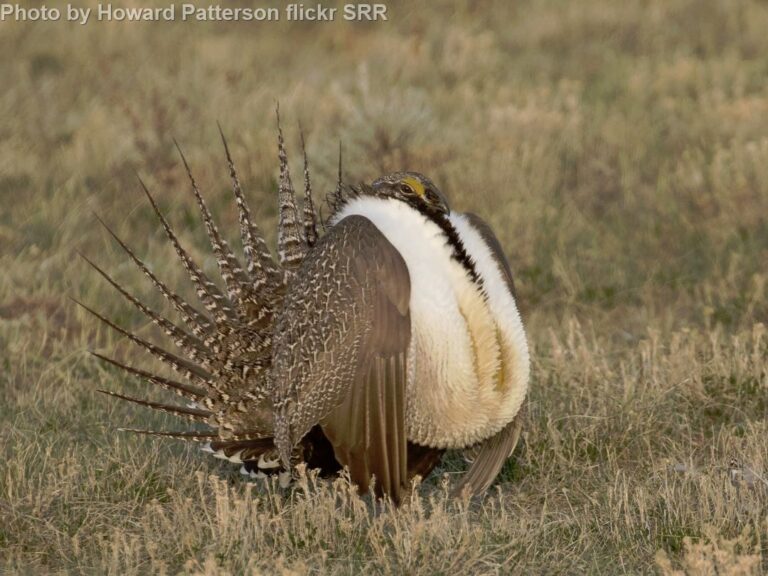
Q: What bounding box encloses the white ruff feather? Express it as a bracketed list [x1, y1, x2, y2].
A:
[334, 198, 530, 448]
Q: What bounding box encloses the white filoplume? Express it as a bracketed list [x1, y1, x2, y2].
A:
[333, 197, 530, 448]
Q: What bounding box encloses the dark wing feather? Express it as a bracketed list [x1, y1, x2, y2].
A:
[271, 215, 411, 502]
[455, 212, 526, 496]
[452, 408, 524, 497]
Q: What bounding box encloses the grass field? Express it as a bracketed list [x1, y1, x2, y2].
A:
[2, 0, 767, 573]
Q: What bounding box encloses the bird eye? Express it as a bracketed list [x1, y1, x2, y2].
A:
[398, 183, 413, 194]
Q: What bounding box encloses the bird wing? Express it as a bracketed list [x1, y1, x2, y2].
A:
[453, 408, 525, 496]
[271, 214, 412, 501]
[454, 212, 526, 496]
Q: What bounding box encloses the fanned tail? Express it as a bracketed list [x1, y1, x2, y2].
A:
[83, 116, 327, 474]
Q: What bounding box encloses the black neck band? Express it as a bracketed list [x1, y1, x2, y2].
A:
[414, 204, 482, 287]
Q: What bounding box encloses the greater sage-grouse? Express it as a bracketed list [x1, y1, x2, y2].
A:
[78, 118, 530, 503]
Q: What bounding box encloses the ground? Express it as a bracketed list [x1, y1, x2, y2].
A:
[1, 0, 767, 573]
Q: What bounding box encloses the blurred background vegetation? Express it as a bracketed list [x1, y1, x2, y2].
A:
[1, 0, 766, 573]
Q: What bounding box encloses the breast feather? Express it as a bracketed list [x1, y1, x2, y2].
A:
[332, 198, 529, 448]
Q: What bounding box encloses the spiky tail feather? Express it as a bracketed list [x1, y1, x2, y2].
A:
[275, 106, 306, 273]
[299, 126, 319, 248]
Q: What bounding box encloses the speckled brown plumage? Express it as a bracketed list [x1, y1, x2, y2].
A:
[270, 214, 413, 500]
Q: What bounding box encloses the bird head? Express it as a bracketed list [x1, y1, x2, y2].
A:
[370, 172, 450, 216]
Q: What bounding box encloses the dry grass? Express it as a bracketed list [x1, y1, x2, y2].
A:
[1, 0, 767, 573]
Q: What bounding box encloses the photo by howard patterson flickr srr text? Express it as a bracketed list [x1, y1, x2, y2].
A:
[0, 3, 389, 23]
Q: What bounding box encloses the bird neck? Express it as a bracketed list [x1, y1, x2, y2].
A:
[411, 203, 483, 288]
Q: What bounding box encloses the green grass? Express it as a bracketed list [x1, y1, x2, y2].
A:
[1, 0, 767, 573]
